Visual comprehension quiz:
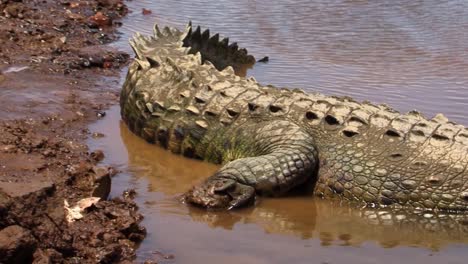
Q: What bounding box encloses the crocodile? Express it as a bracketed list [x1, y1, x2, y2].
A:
[120, 23, 468, 211]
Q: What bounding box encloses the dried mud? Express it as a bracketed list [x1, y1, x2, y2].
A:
[0, 0, 146, 263]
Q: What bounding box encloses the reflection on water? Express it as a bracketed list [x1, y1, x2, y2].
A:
[93, 0, 468, 262]
[187, 199, 468, 249]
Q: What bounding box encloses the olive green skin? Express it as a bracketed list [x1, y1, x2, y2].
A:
[121, 23, 468, 211]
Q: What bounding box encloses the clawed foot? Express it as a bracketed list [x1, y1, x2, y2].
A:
[184, 177, 255, 210]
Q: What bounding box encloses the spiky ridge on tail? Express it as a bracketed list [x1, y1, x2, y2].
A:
[127, 22, 255, 75]
[182, 22, 256, 73]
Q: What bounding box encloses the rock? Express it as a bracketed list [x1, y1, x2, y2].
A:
[257, 56, 269, 63]
[123, 189, 136, 200]
[89, 12, 112, 27]
[0, 225, 37, 263]
[0, 191, 10, 225]
[83, 55, 104, 68]
[91, 132, 105, 138]
[3, 4, 25, 19]
[92, 166, 111, 199]
[66, 161, 92, 176]
[90, 149, 105, 162]
[69, 2, 80, 9]
[103, 61, 113, 68]
[32, 248, 64, 264]
[32, 136, 47, 147]
[0, 144, 16, 153]
[42, 148, 56, 157]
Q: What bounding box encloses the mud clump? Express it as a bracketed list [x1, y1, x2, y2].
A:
[0, 225, 37, 263]
[0, 0, 147, 263]
[0, 120, 146, 263]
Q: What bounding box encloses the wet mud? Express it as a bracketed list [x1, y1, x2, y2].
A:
[0, 0, 145, 263]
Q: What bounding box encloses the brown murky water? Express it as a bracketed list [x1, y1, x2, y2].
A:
[89, 0, 468, 263]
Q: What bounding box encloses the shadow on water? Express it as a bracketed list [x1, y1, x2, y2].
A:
[90, 0, 468, 263]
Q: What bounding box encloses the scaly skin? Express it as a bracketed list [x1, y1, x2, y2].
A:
[120, 23, 468, 211]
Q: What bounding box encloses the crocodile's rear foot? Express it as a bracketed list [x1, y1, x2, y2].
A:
[184, 177, 255, 209]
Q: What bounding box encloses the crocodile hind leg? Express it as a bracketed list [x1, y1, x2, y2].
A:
[184, 120, 319, 209]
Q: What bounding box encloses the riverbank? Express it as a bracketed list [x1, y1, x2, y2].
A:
[0, 0, 146, 262]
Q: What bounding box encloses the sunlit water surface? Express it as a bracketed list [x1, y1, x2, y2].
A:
[89, 0, 468, 263]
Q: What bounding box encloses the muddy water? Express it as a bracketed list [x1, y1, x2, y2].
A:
[89, 0, 468, 263]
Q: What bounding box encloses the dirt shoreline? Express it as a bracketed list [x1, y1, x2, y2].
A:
[0, 0, 146, 263]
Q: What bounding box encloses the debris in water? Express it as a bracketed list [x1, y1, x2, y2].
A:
[142, 8, 152, 15]
[123, 189, 137, 199]
[91, 132, 105, 138]
[257, 56, 269, 63]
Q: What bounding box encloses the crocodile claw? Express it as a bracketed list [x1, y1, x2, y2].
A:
[184, 177, 255, 210]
